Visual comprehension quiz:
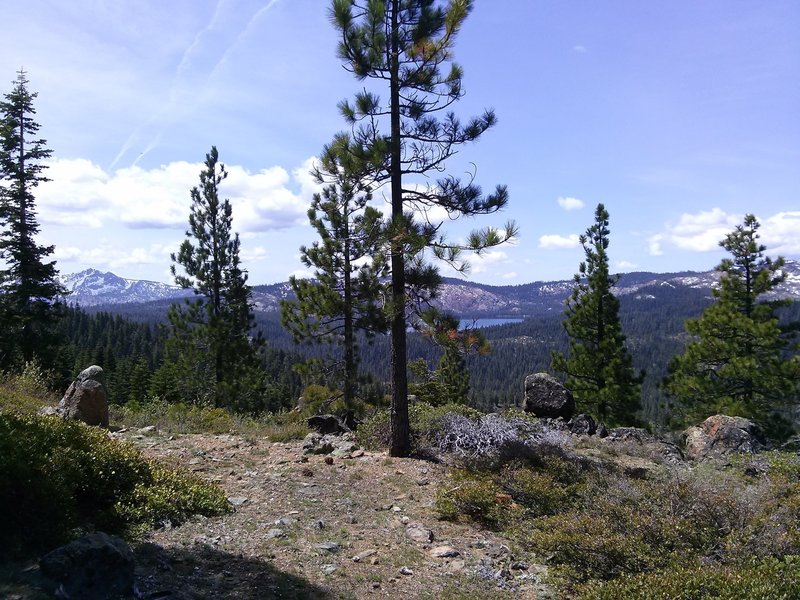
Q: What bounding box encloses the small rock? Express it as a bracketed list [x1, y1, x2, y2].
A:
[400, 516, 410, 524]
[405, 523, 434, 543]
[448, 559, 466, 572]
[315, 542, 341, 553]
[274, 518, 295, 527]
[399, 566, 414, 576]
[391, 505, 402, 513]
[416, 478, 429, 486]
[320, 564, 337, 575]
[139, 425, 157, 434]
[227, 497, 248, 507]
[315, 520, 326, 530]
[430, 545, 460, 558]
[265, 529, 285, 539]
[352, 549, 377, 563]
[510, 561, 529, 571]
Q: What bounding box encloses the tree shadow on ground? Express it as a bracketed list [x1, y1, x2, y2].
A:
[0, 542, 334, 600]
[135, 542, 335, 600]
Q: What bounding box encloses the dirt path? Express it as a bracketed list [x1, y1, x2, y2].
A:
[124, 430, 553, 599]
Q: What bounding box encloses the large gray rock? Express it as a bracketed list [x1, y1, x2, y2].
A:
[522, 373, 575, 420]
[56, 365, 109, 427]
[684, 415, 766, 461]
[39, 532, 135, 599]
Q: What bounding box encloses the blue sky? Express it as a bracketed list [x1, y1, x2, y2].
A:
[2, 0, 798, 285]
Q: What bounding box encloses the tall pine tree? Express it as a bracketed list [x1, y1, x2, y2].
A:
[281, 142, 388, 410]
[0, 70, 65, 370]
[158, 146, 266, 412]
[664, 215, 799, 434]
[331, 0, 516, 456]
[551, 204, 641, 426]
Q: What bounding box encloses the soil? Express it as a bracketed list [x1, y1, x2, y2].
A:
[118, 429, 554, 599]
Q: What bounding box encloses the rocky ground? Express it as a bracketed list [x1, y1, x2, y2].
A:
[120, 428, 553, 600]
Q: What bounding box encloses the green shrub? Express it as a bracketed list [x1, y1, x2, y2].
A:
[576, 556, 800, 600]
[0, 412, 229, 558]
[498, 461, 585, 517]
[262, 410, 310, 442]
[111, 399, 239, 434]
[356, 401, 482, 451]
[436, 469, 517, 529]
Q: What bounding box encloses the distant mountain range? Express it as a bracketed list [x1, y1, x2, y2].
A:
[60, 260, 800, 318]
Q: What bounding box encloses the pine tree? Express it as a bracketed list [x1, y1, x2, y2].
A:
[281, 142, 388, 410]
[551, 204, 642, 426]
[411, 309, 489, 406]
[331, 0, 517, 456]
[0, 70, 65, 370]
[159, 146, 266, 412]
[664, 215, 800, 433]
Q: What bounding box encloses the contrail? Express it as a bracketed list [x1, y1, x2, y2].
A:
[109, 0, 230, 170]
[131, 133, 162, 168]
[208, 0, 281, 81]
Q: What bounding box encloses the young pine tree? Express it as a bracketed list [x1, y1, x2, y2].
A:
[0, 70, 65, 370]
[331, 0, 517, 456]
[281, 143, 388, 411]
[551, 204, 642, 426]
[410, 309, 489, 406]
[159, 146, 266, 412]
[664, 215, 800, 434]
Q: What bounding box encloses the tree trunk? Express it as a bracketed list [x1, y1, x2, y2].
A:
[389, 0, 410, 457]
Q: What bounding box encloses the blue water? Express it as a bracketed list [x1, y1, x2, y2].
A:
[459, 318, 524, 329]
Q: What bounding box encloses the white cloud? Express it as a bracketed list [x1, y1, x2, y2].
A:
[240, 246, 269, 262]
[648, 208, 741, 255]
[761, 211, 800, 255]
[471, 250, 510, 274]
[572, 45, 587, 53]
[37, 156, 314, 232]
[500, 271, 517, 280]
[616, 260, 638, 270]
[648, 209, 800, 257]
[539, 234, 581, 249]
[288, 268, 314, 281]
[557, 196, 584, 211]
[55, 242, 175, 269]
[648, 234, 664, 256]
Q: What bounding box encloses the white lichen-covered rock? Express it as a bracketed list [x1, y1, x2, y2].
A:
[684, 415, 765, 460]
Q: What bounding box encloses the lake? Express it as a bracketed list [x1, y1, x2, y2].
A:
[459, 318, 524, 329]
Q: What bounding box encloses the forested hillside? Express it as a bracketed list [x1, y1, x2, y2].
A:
[64, 276, 800, 427]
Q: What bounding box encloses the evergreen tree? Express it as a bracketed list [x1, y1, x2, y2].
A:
[551, 204, 641, 425]
[0, 70, 65, 370]
[281, 143, 388, 410]
[410, 309, 489, 406]
[664, 215, 800, 433]
[331, 0, 517, 456]
[159, 146, 266, 412]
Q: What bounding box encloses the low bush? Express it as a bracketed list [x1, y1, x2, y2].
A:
[436, 469, 518, 528]
[262, 410, 310, 442]
[111, 398, 238, 434]
[0, 411, 229, 558]
[356, 401, 482, 451]
[576, 556, 800, 600]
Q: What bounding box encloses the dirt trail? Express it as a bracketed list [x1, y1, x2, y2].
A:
[124, 430, 552, 599]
